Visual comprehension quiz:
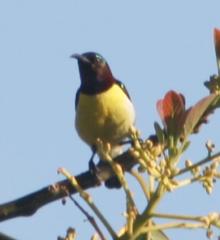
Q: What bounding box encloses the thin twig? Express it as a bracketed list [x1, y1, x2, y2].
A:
[68, 194, 106, 240]
[127, 183, 165, 240]
[130, 170, 150, 201]
[104, 156, 137, 236]
[175, 151, 220, 177]
[152, 212, 204, 222]
[139, 221, 206, 234]
[149, 176, 155, 199]
[59, 168, 118, 239]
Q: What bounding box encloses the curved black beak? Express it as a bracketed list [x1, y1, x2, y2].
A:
[70, 53, 90, 64]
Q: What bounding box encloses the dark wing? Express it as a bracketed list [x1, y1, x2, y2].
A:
[75, 88, 81, 110]
[115, 79, 132, 100]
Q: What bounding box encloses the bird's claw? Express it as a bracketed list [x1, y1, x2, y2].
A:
[89, 159, 102, 185]
[119, 138, 143, 146]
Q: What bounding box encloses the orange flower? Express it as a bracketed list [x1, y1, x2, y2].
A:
[157, 91, 217, 139]
[214, 28, 220, 73]
[157, 91, 185, 137]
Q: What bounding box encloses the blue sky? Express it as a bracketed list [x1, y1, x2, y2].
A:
[0, 1, 220, 239]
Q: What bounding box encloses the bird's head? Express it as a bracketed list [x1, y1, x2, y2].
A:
[71, 52, 115, 94]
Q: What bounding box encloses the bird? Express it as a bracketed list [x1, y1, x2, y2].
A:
[71, 52, 135, 187]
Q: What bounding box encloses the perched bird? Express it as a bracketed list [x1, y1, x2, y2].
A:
[72, 53, 170, 239]
[72, 52, 135, 186]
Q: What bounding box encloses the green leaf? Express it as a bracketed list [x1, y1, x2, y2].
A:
[181, 140, 191, 154]
[214, 28, 220, 73]
[183, 94, 217, 138]
[154, 122, 165, 145]
[137, 230, 170, 240]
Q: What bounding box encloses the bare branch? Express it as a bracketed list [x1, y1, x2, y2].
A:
[0, 232, 17, 240]
[68, 195, 106, 240]
[0, 150, 136, 222]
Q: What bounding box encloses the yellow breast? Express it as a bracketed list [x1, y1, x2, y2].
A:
[75, 84, 135, 146]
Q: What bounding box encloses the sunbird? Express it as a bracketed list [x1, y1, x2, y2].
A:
[72, 52, 135, 186]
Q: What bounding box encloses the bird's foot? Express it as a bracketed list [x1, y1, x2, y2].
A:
[89, 159, 102, 186]
[89, 158, 97, 174]
[119, 138, 143, 146]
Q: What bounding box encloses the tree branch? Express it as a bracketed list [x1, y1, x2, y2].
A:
[0, 150, 136, 222]
[0, 232, 17, 240]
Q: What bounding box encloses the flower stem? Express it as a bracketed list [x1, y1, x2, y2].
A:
[175, 151, 220, 177]
[58, 168, 117, 239]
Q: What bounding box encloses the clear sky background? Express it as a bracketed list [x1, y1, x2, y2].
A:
[0, 1, 220, 239]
